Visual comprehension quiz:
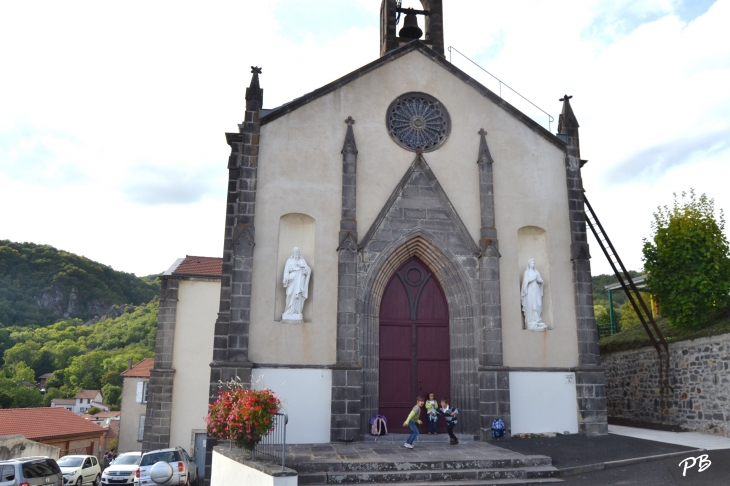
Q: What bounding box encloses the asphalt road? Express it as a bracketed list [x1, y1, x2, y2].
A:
[494, 434, 698, 470]
[561, 448, 730, 485]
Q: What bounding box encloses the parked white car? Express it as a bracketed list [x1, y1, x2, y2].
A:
[58, 455, 101, 486]
[134, 447, 197, 486]
[101, 452, 141, 486]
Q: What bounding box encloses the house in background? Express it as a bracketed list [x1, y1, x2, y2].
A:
[140, 256, 222, 479]
[50, 390, 110, 415]
[50, 398, 76, 412]
[75, 390, 110, 413]
[0, 407, 106, 457]
[118, 358, 154, 453]
[85, 411, 121, 426]
[38, 372, 53, 391]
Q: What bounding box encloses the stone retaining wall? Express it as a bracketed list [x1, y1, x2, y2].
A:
[602, 333, 730, 437]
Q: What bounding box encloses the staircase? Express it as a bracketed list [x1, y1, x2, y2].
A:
[294, 456, 562, 485]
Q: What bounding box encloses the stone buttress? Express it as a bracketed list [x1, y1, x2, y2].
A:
[204, 67, 263, 483]
[475, 129, 510, 440]
[331, 117, 363, 442]
[559, 95, 608, 434]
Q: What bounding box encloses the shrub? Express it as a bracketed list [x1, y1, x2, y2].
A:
[643, 190, 730, 329]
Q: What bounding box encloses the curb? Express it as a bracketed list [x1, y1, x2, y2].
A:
[559, 448, 706, 477]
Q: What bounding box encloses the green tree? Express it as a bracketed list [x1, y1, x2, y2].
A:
[11, 386, 44, 408]
[45, 370, 65, 389]
[0, 389, 13, 408]
[32, 347, 56, 377]
[12, 361, 35, 382]
[3, 342, 36, 367]
[594, 304, 611, 335]
[43, 387, 64, 406]
[65, 351, 109, 389]
[643, 190, 730, 329]
[616, 299, 651, 331]
[87, 406, 102, 415]
[101, 384, 122, 408]
[52, 339, 84, 369]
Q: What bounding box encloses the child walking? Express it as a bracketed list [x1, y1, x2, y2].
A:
[437, 398, 460, 445]
[402, 396, 425, 449]
[425, 392, 438, 434]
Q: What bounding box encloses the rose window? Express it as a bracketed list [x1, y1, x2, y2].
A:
[386, 92, 451, 152]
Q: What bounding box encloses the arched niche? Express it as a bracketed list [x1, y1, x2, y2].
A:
[275, 213, 315, 322]
[517, 226, 553, 330]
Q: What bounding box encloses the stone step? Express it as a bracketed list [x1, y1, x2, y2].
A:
[365, 433, 475, 442]
[298, 465, 560, 484]
[291, 456, 553, 474]
[300, 476, 562, 485]
[332, 481, 563, 486]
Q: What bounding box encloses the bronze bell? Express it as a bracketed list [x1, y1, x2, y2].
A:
[399, 9, 423, 40]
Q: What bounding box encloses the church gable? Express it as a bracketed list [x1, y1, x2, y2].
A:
[359, 153, 480, 257]
[260, 41, 564, 151]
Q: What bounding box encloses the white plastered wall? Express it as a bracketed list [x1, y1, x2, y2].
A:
[252, 368, 332, 444]
[253, 48, 577, 367]
[509, 372, 579, 435]
[169, 278, 220, 452]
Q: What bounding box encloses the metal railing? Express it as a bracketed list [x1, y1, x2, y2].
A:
[252, 413, 288, 471]
[447, 46, 555, 132]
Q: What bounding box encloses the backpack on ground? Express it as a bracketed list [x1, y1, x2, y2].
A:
[491, 418, 506, 438]
[370, 414, 388, 436]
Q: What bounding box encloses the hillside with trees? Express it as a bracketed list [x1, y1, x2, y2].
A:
[0, 240, 159, 327]
[0, 240, 161, 409]
[0, 299, 157, 409]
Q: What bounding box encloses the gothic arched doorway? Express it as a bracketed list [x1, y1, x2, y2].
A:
[378, 257, 450, 433]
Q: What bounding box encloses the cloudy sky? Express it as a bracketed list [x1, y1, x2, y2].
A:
[1, 0, 728, 278]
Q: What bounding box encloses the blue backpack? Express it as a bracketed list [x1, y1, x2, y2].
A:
[491, 418, 506, 438]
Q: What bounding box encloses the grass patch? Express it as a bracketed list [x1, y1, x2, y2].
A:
[599, 306, 730, 354]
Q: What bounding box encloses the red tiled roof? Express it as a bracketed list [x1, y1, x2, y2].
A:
[105, 420, 120, 439]
[121, 358, 154, 377]
[173, 256, 222, 276]
[92, 411, 121, 419]
[75, 390, 102, 400]
[0, 408, 106, 440]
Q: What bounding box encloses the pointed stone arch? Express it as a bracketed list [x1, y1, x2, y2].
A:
[358, 231, 480, 435]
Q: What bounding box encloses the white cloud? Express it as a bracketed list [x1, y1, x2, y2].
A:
[0, 0, 728, 277]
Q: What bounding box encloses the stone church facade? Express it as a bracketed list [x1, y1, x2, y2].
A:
[143, 0, 607, 480]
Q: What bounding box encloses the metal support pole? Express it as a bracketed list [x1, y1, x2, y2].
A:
[608, 288, 615, 334]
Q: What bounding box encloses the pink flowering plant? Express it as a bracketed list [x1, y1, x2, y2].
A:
[205, 386, 281, 451]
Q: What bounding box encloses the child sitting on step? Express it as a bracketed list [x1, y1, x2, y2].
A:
[437, 398, 460, 445]
[425, 392, 439, 434]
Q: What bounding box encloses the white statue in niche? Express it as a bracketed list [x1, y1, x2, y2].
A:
[282, 247, 311, 321]
[521, 259, 548, 331]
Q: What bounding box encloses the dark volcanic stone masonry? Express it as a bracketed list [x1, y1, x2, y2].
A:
[603, 333, 730, 437]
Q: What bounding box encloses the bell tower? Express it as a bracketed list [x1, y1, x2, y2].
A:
[380, 0, 444, 57]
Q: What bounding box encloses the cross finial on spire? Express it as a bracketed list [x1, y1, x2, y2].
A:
[342, 116, 358, 155]
[245, 66, 263, 111]
[559, 94, 573, 102]
[477, 128, 494, 165]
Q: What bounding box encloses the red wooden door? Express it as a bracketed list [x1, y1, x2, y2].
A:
[379, 257, 450, 433]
